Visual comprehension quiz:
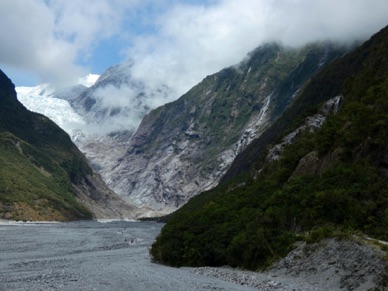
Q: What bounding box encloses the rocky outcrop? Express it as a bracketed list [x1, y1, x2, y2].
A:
[265, 95, 343, 163]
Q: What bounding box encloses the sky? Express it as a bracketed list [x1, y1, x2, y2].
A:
[0, 0, 387, 97]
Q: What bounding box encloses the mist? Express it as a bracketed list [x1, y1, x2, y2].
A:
[127, 0, 388, 98]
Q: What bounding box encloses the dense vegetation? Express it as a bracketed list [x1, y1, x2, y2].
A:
[0, 69, 93, 221]
[150, 26, 388, 270]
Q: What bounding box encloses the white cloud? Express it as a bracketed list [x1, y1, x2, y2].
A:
[94, 84, 138, 108]
[0, 1, 81, 83]
[0, 0, 140, 85]
[1, 0, 387, 99]
[89, 67, 174, 134]
[47, 0, 139, 59]
[127, 0, 388, 98]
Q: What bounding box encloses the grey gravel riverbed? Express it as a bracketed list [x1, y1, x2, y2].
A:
[1, 220, 385, 291]
[0, 220, 262, 291]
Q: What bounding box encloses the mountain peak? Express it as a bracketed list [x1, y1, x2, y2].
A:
[0, 69, 16, 99]
[79, 74, 100, 88]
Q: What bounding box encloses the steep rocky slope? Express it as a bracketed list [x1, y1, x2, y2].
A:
[110, 42, 347, 213]
[150, 25, 388, 289]
[0, 69, 138, 221]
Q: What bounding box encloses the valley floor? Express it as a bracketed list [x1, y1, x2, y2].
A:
[0, 220, 385, 291]
[0, 221, 256, 291]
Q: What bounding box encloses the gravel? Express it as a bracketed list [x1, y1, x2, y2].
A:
[0, 221, 386, 291]
[0, 220, 256, 291]
[192, 238, 387, 291]
[191, 266, 318, 290]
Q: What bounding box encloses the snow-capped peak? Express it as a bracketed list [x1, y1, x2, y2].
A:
[79, 74, 100, 88]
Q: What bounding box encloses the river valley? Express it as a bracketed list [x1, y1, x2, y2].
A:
[0, 220, 262, 291]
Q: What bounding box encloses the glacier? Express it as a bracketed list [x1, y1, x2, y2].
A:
[16, 74, 99, 139]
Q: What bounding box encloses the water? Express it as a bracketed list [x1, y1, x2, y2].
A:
[0, 220, 255, 290]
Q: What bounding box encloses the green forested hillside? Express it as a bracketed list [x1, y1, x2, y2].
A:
[150, 26, 388, 270]
[0, 69, 93, 221]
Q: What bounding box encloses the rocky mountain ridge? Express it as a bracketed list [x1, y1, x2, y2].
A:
[109, 42, 347, 214]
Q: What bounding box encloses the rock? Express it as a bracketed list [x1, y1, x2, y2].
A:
[267, 238, 388, 290]
[265, 96, 343, 164]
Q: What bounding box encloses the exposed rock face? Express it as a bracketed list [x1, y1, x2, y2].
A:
[265, 95, 343, 163]
[73, 132, 130, 184]
[109, 43, 346, 214]
[72, 173, 142, 219]
[269, 238, 387, 291]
